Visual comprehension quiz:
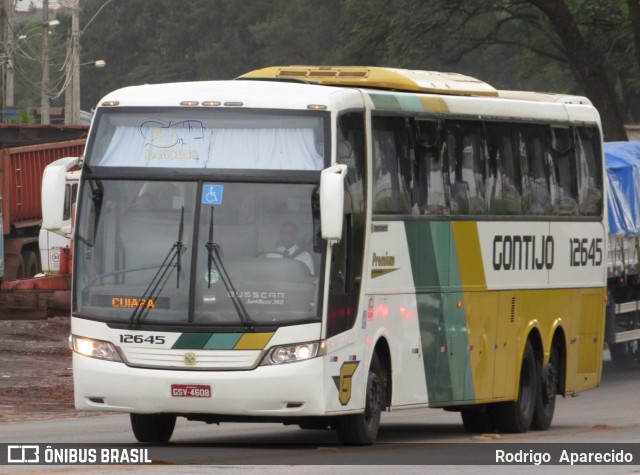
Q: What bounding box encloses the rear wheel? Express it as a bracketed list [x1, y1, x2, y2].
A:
[335, 354, 385, 445]
[492, 340, 537, 433]
[130, 413, 176, 443]
[531, 343, 560, 430]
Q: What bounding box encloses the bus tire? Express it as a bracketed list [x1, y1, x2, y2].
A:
[130, 413, 176, 443]
[335, 354, 384, 445]
[461, 406, 495, 433]
[531, 343, 559, 430]
[492, 340, 537, 433]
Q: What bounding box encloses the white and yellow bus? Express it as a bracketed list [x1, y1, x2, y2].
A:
[46, 66, 606, 444]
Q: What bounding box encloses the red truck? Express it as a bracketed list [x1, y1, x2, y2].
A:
[0, 124, 87, 318]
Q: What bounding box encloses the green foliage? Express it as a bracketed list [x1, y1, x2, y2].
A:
[8, 0, 640, 131]
[8, 109, 36, 124]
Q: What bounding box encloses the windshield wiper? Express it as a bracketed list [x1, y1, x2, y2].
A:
[205, 206, 254, 329]
[129, 206, 186, 327]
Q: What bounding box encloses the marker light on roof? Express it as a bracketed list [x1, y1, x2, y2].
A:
[202, 101, 221, 107]
[223, 102, 243, 107]
[307, 104, 327, 110]
[180, 101, 199, 106]
[101, 101, 119, 106]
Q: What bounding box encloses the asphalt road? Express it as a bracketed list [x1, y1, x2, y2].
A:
[1, 353, 640, 474]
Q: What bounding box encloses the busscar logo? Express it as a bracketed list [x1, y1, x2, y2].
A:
[8, 445, 39, 463]
[184, 352, 197, 365]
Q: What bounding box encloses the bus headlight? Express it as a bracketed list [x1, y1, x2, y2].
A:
[262, 341, 322, 365]
[70, 335, 123, 362]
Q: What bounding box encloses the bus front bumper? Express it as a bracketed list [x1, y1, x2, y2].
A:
[73, 353, 327, 417]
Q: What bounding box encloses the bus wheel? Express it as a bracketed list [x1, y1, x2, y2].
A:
[335, 354, 384, 445]
[492, 340, 537, 433]
[461, 406, 495, 433]
[531, 343, 559, 430]
[130, 413, 176, 443]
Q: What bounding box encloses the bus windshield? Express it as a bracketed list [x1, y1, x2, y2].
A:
[86, 108, 326, 171]
[74, 179, 322, 327]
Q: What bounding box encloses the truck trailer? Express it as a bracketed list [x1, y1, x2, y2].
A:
[605, 141, 640, 368]
[0, 125, 86, 318]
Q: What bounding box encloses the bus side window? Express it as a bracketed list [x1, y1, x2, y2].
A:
[414, 119, 445, 215]
[371, 116, 412, 214]
[486, 123, 522, 215]
[337, 112, 366, 214]
[550, 126, 579, 216]
[446, 120, 486, 215]
[575, 126, 603, 216]
[521, 125, 552, 215]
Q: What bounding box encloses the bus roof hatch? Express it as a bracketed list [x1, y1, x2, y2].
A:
[238, 66, 499, 97]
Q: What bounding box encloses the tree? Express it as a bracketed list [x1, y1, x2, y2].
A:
[336, 0, 634, 140]
[8, 0, 638, 139]
[528, 0, 627, 140]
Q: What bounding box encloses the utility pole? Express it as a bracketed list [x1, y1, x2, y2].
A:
[0, 0, 6, 120]
[5, 0, 13, 109]
[64, 0, 79, 125]
[41, 0, 50, 124]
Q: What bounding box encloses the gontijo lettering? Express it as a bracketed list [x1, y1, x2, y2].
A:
[492, 234, 554, 271]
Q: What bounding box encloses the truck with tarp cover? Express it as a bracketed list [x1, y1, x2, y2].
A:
[605, 141, 640, 367]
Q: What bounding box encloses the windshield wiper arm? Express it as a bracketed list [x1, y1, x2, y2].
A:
[205, 206, 254, 329]
[129, 206, 186, 327]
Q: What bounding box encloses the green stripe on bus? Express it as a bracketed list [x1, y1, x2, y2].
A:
[204, 333, 242, 350]
[172, 333, 212, 349]
[405, 221, 475, 404]
[369, 93, 402, 111]
[172, 332, 274, 350]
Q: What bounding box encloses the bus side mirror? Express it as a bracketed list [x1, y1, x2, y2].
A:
[320, 164, 347, 245]
[42, 156, 80, 234]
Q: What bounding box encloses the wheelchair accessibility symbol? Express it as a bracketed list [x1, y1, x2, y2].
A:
[202, 184, 223, 205]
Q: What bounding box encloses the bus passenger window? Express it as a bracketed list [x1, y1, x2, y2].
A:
[337, 112, 366, 214]
[576, 126, 603, 216]
[372, 117, 411, 214]
[550, 127, 579, 216]
[521, 126, 552, 215]
[446, 121, 486, 215]
[414, 119, 445, 215]
[486, 123, 522, 215]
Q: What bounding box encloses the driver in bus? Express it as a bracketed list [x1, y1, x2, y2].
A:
[265, 222, 315, 275]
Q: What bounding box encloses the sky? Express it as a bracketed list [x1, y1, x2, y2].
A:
[15, 0, 71, 12]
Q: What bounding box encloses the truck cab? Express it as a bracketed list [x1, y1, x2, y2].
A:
[39, 170, 79, 274]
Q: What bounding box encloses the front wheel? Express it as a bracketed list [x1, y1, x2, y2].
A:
[335, 354, 385, 445]
[130, 413, 176, 443]
[492, 340, 537, 433]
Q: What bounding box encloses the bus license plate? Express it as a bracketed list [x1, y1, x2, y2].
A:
[171, 384, 211, 398]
